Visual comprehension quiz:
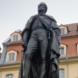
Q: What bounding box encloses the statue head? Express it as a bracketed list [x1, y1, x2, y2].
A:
[38, 2, 47, 15]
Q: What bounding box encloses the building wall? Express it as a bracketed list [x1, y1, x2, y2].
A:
[0, 71, 2, 78]
[59, 57, 78, 78]
[69, 62, 78, 78]
[1, 69, 19, 78]
[61, 37, 78, 56]
[0, 64, 20, 78]
[7, 44, 22, 62]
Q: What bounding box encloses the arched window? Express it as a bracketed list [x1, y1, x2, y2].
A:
[6, 50, 17, 63]
[10, 32, 22, 42]
[59, 69, 65, 78]
[6, 74, 13, 78]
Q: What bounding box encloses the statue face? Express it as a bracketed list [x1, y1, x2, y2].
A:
[38, 3, 47, 15]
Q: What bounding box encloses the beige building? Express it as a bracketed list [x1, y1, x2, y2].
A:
[59, 23, 78, 78]
[0, 63, 20, 78]
[0, 23, 78, 78]
[0, 30, 22, 78]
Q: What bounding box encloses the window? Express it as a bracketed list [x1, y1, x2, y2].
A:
[60, 44, 66, 56]
[61, 28, 65, 36]
[13, 35, 18, 42]
[8, 53, 15, 61]
[59, 69, 65, 78]
[6, 74, 13, 78]
[6, 50, 17, 63]
[11, 32, 22, 42]
[59, 47, 64, 55]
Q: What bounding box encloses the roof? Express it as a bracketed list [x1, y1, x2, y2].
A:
[9, 22, 78, 38]
[10, 30, 22, 36]
[60, 23, 78, 37]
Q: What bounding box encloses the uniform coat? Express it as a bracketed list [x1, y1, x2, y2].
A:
[18, 14, 61, 78]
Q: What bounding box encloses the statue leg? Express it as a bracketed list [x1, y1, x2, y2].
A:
[40, 41, 48, 78]
[23, 36, 38, 78]
[38, 30, 48, 78]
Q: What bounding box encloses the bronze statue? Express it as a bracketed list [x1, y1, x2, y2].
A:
[19, 2, 61, 78]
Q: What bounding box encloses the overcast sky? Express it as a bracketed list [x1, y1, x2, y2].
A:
[0, 0, 78, 50]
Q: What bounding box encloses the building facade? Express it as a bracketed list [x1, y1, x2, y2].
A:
[0, 30, 22, 78]
[59, 23, 78, 78]
[0, 23, 78, 78]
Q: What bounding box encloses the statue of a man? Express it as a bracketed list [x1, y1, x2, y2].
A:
[19, 2, 61, 78]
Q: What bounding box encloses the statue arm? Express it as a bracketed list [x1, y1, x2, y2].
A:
[52, 21, 61, 46]
[22, 17, 33, 51]
[18, 17, 33, 78]
[22, 29, 29, 49]
[51, 21, 61, 37]
[22, 15, 37, 52]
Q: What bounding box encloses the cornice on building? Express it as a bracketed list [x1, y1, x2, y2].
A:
[8, 41, 22, 47]
[60, 55, 78, 63]
[0, 62, 20, 70]
[61, 35, 78, 39]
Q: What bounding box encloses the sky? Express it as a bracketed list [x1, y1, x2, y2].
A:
[0, 0, 78, 51]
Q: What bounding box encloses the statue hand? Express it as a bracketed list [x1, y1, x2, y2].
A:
[22, 41, 27, 48]
[22, 42, 27, 53]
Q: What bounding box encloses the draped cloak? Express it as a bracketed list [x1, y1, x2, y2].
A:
[18, 14, 61, 78]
